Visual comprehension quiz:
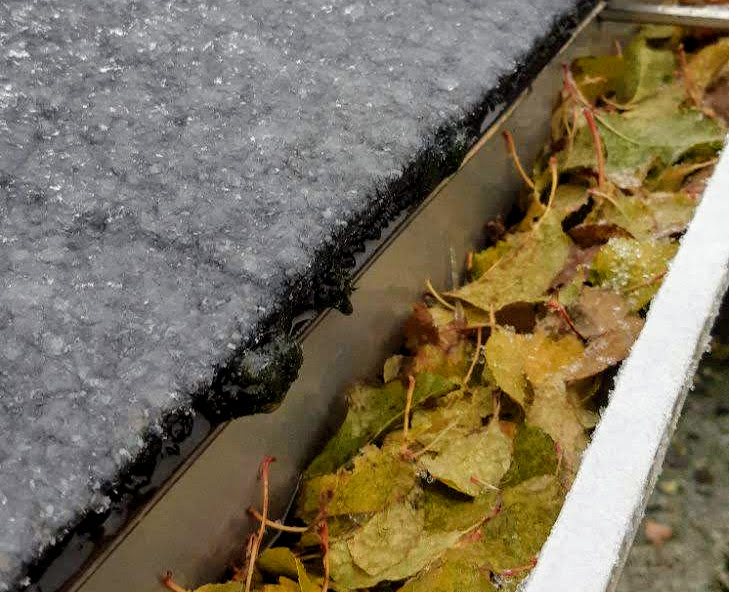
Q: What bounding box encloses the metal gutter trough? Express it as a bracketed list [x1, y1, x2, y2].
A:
[67, 5, 729, 592]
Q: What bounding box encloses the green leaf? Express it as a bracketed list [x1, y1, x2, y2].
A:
[297, 445, 416, 521]
[526, 379, 588, 479]
[262, 578, 300, 592]
[194, 584, 247, 592]
[256, 548, 321, 592]
[423, 486, 500, 533]
[500, 426, 558, 487]
[395, 551, 497, 592]
[589, 237, 678, 310]
[445, 212, 570, 313]
[616, 36, 675, 104]
[460, 475, 564, 575]
[258, 547, 300, 581]
[330, 523, 462, 591]
[420, 420, 512, 496]
[583, 192, 654, 239]
[572, 55, 625, 102]
[646, 191, 698, 236]
[347, 496, 424, 576]
[304, 373, 458, 477]
[561, 89, 723, 189]
[687, 37, 729, 97]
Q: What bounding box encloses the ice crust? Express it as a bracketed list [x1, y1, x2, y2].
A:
[0, 0, 590, 588]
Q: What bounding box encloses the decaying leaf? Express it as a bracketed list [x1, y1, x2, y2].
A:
[305, 373, 457, 477]
[526, 379, 588, 479]
[446, 211, 570, 313]
[395, 551, 497, 592]
[590, 237, 678, 310]
[297, 445, 416, 520]
[419, 420, 513, 496]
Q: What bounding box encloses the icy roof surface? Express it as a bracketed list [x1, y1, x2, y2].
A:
[0, 0, 589, 587]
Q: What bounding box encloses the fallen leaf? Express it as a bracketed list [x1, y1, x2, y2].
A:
[589, 237, 678, 310]
[297, 445, 416, 521]
[395, 551, 497, 592]
[304, 373, 458, 477]
[616, 36, 676, 104]
[526, 379, 588, 479]
[644, 519, 673, 547]
[446, 211, 570, 313]
[500, 425, 558, 487]
[420, 420, 513, 497]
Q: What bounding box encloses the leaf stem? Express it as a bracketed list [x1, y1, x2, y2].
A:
[425, 279, 455, 311]
[583, 108, 606, 190]
[502, 130, 535, 189]
[247, 507, 310, 533]
[161, 572, 189, 592]
[546, 299, 586, 342]
[401, 375, 416, 456]
[499, 556, 538, 577]
[244, 457, 276, 592]
[463, 326, 483, 386]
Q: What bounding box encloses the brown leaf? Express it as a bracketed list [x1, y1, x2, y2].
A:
[561, 288, 645, 380]
[568, 223, 632, 248]
[644, 519, 673, 547]
[404, 302, 440, 351]
[550, 244, 601, 290]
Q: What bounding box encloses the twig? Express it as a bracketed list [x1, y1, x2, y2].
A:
[425, 279, 455, 311]
[161, 572, 189, 592]
[244, 457, 276, 592]
[502, 130, 535, 189]
[248, 507, 309, 533]
[463, 326, 482, 386]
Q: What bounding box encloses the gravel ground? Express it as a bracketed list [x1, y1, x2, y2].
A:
[617, 302, 729, 592]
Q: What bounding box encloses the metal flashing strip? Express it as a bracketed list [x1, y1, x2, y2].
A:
[525, 141, 729, 592]
[604, 0, 729, 30]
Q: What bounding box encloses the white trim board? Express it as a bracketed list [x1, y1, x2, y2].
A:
[525, 138, 729, 592]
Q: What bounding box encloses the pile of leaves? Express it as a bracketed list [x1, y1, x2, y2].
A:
[163, 27, 729, 592]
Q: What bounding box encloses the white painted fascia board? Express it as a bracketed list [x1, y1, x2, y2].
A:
[525, 138, 729, 592]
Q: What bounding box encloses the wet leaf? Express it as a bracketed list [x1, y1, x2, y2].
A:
[258, 547, 301, 581]
[572, 55, 625, 102]
[423, 487, 500, 533]
[500, 425, 558, 487]
[330, 525, 462, 591]
[445, 212, 570, 313]
[420, 420, 513, 496]
[687, 37, 729, 97]
[195, 584, 250, 592]
[395, 551, 496, 592]
[262, 578, 300, 592]
[383, 355, 405, 383]
[616, 36, 675, 104]
[526, 379, 588, 478]
[305, 373, 458, 477]
[485, 328, 530, 406]
[568, 222, 633, 247]
[590, 237, 678, 310]
[297, 445, 416, 521]
[464, 475, 564, 574]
